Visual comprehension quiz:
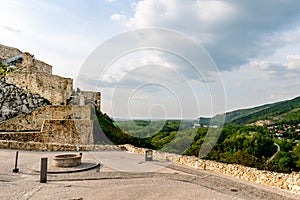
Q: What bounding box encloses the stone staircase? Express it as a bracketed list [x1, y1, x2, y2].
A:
[0, 105, 95, 151]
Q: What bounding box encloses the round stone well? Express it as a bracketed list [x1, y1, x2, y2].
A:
[52, 153, 82, 167]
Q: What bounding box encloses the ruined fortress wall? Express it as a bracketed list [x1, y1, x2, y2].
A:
[33, 59, 52, 74]
[0, 78, 46, 122]
[0, 44, 52, 74]
[0, 119, 93, 145]
[0, 105, 91, 131]
[40, 119, 93, 145]
[0, 44, 22, 59]
[19, 53, 52, 74]
[73, 90, 101, 111]
[5, 72, 72, 105]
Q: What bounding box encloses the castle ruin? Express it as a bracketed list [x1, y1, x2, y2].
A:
[0, 44, 101, 146]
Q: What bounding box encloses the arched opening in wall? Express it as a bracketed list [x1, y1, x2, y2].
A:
[85, 100, 97, 108]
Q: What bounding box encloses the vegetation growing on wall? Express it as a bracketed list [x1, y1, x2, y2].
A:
[0, 63, 13, 78]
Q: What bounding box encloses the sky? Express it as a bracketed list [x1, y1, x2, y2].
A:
[1, 0, 300, 119]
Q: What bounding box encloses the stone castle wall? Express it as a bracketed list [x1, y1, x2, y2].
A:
[1, 44, 101, 110]
[5, 72, 72, 106]
[0, 44, 52, 74]
[0, 119, 93, 145]
[19, 53, 52, 74]
[0, 78, 46, 122]
[41, 119, 93, 144]
[0, 105, 91, 132]
[0, 44, 22, 60]
[73, 89, 101, 111]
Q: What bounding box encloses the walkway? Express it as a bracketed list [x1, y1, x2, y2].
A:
[0, 149, 299, 200]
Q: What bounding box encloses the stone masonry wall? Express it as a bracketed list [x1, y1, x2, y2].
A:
[18, 53, 52, 74]
[73, 89, 101, 111]
[0, 44, 22, 60]
[0, 119, 93, 145]
[123, 144, 300, 194]
[0, 78, 46, 122]
[5, 71, 73, 106]
[33, 59, 52, 74]
[0, 105, 91, 131]
[0, 44, 52, 74]
[0, 140, 122, 151]
[41, 119, 94, 145]
[0, 132, 43, 142]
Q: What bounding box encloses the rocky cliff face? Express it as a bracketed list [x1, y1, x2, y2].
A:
[0, 78, 47, 122]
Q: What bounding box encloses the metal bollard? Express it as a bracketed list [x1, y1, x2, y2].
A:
[40, 158, 48, 183]
[12, 151, 19, 173]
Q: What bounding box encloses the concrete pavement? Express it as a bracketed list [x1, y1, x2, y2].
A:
[0, 149, 299, 200]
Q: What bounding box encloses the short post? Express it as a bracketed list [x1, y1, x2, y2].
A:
[96, 163, 100, 172]
[145, 150, 153, 161]
[195, 158, 198, 170]
[12, 151, 19, 173]
[40, 158, 48, 183]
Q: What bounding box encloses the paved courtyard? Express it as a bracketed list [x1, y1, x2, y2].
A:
[0, 149, 299, 200]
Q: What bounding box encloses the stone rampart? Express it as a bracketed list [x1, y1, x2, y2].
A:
[0, 44, 52, 74]
[33, 59, 52, 74]
[0, 119, 93, 146]
[73, 89, 101, 111]
[41, 119, 93, 145]
[0, 78, 46, 122]
[0, 105, 91, 132]
[5, 72, 72, 106]
[0, 44, 22, 60]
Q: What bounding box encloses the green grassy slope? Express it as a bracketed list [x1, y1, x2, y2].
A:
[200, 96, 300, 125]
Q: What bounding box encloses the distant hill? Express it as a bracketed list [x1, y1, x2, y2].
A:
[199, 96, 300, 125]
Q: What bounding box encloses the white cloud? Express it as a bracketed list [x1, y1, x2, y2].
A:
[111, 0, 300, 72]
[105, 0, 118, 3]
[110, 13, 127, 21]
[245, 54, 300, 78]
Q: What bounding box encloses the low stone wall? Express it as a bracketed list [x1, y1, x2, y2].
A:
[123, 144, 300, 194]
[0, 132, 43, 142]
[0, 140, 122, 151]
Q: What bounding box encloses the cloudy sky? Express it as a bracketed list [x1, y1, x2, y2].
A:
[1, 0, 300, 119]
